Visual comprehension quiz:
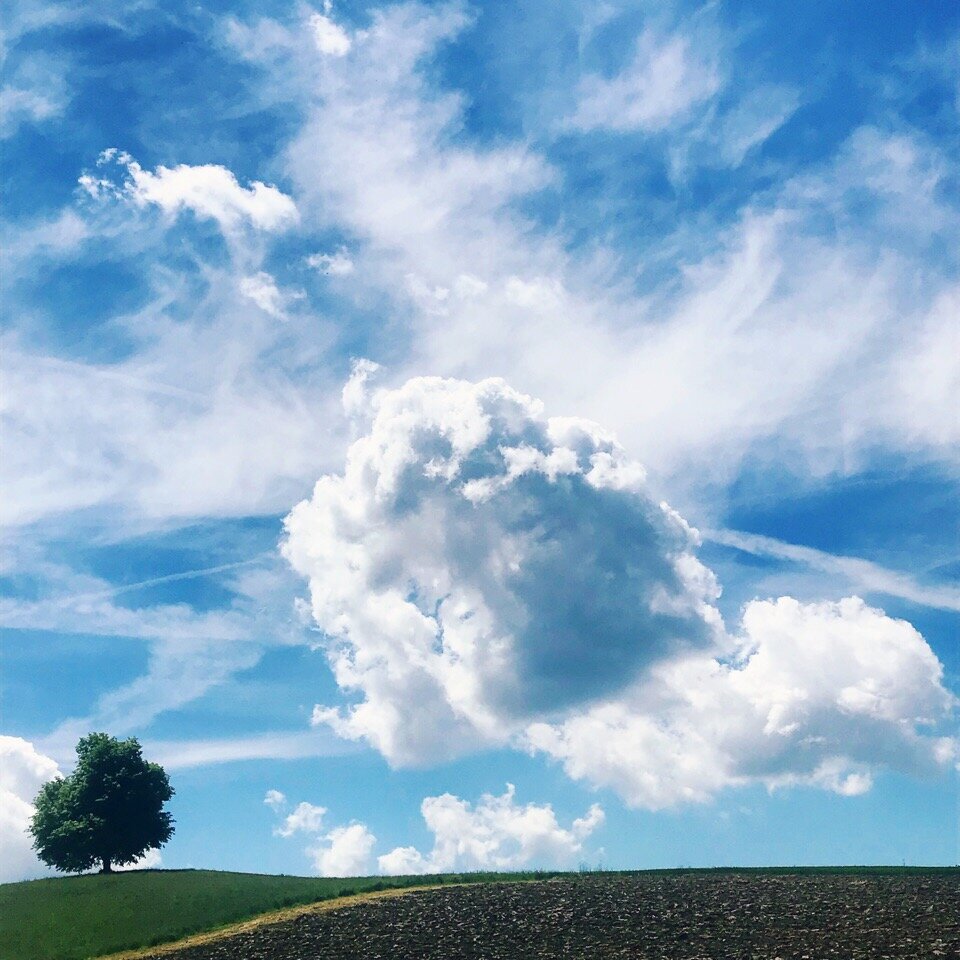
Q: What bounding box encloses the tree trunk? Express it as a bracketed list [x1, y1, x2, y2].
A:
[101, 857, 112, 874]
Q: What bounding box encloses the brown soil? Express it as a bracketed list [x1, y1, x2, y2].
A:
[137, 872, 959, 959]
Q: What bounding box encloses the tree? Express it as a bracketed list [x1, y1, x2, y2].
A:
[30, 732, 175, 874]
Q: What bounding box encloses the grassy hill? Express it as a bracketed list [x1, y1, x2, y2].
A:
[0, 868, 536, 960]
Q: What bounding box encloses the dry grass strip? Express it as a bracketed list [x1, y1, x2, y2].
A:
[98, 884, 455, 960]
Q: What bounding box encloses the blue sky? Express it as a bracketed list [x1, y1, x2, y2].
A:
[1, 0, 958, 880]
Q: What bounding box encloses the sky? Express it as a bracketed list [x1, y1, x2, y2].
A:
[1, 0, 958, 882]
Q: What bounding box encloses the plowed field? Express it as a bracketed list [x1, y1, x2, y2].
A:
[137, 872, 958, 959]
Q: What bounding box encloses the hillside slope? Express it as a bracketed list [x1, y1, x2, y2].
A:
[0, 869, 467, 960]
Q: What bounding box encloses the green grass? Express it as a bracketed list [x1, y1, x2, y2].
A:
[3, 865, 956, 960]
[0, 868, 552, 960]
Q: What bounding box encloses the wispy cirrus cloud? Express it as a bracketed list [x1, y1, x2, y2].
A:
[564, 7, 800, 176]
[149, 730, 356, 771]
[1, 240, 341, 528]
[1, 549, 302, 760]
[568, 27, 721, 133]
[0, 57, 69, 139]
[6, 2, 956, 536]
[706, 528, 960, 613]
[271, 1, 959, 501]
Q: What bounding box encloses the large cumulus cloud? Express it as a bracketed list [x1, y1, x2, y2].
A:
[283, 368, 723, 765]
[0, 736, 61, 882]
[284, 370, 957, 802]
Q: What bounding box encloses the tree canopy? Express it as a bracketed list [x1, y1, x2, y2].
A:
[30, 732, 175, 874]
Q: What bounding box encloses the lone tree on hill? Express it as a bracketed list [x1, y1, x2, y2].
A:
[30, 732, 174, 874]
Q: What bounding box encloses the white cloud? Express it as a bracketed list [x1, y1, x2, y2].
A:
[710, 84, 799, 164]
[527, 597, 957, 809]
[275, 801, 327, 837]
[310, 5, 351, 58]
[266, 791, 375, 876]
[115, 848, 163, 871]
[378, 784, 603, 874]
[1, 181, 342, 731]
[340, 357, 380, 420]
[19, 2, 915, 550]
[309, 823, 376, 876]
[503, 275, 563, 312]
[0, 736, 61, 882]
[240, 271, 289, 318]
[81, 149, 298, 234]
[453, 273, 488, 298]
[570, 28, 721, 132]
[306, 247, 354, 275]
[284, 374, 722, 765]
